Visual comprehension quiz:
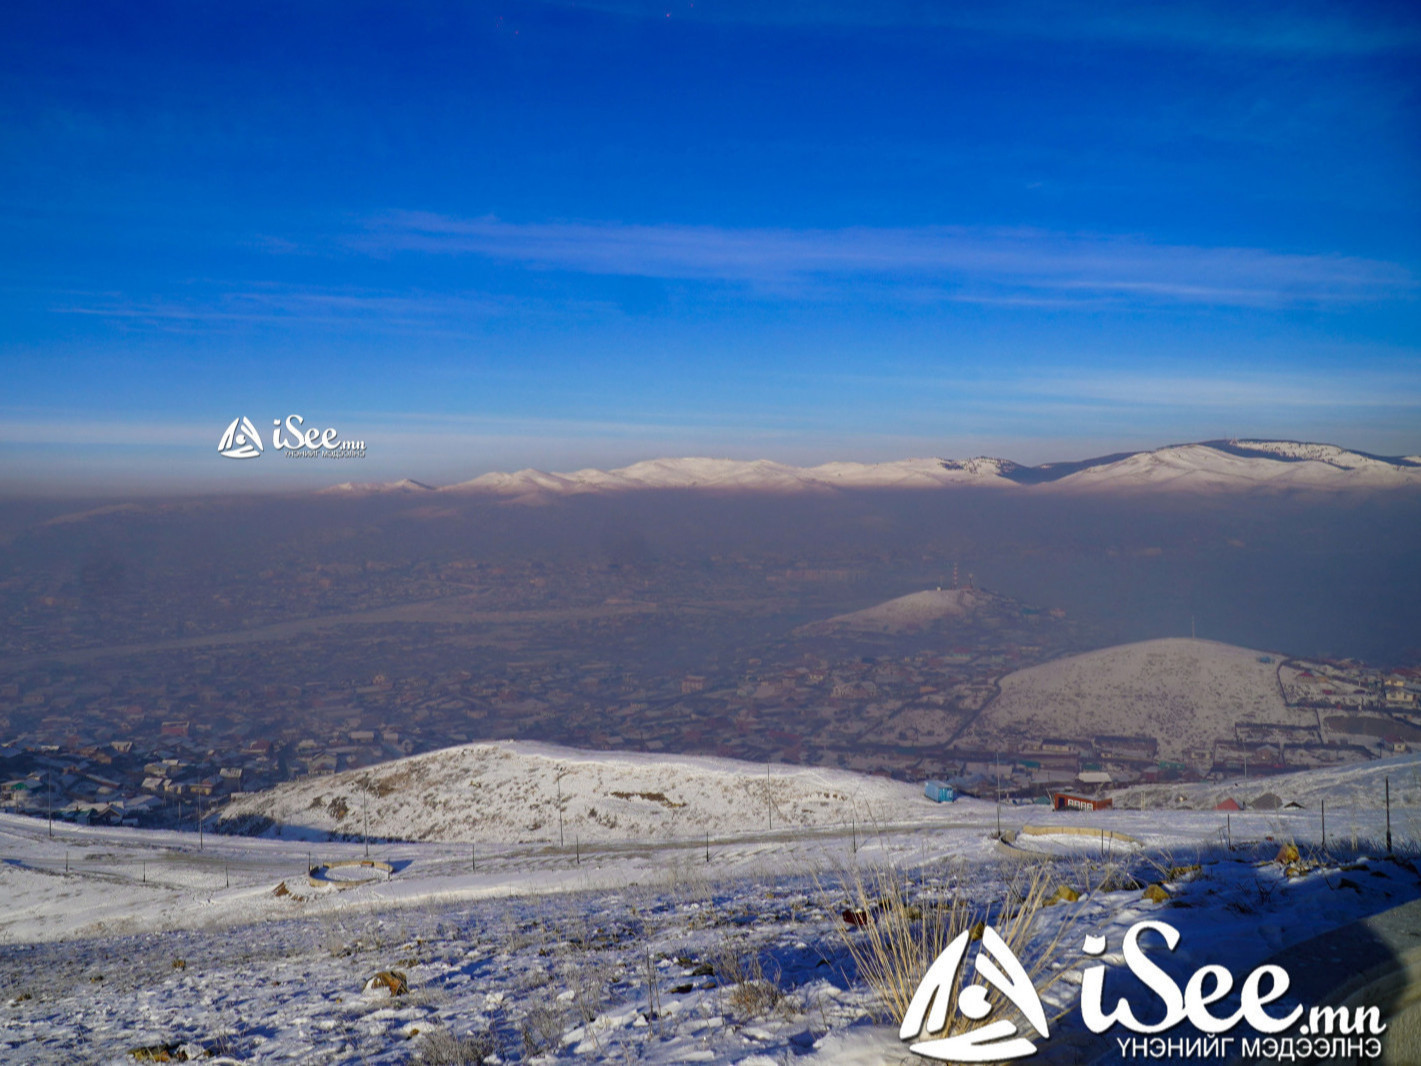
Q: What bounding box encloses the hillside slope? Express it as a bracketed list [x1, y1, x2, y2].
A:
[796, 586, 991, 635]
[957, 637, 1307, 759]
[218, 740, 936, 844]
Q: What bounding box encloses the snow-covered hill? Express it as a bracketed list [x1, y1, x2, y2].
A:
[338, 440, 1421, 499]
[796, 587, 991, 635]
[219, 741, 933, 844]
[957, 637, 1308, 759]
[317, 478, 436, 494]
[1113, 751, 1421, 812]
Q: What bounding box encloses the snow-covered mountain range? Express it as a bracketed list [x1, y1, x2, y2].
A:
[324, 439, 1421, 500]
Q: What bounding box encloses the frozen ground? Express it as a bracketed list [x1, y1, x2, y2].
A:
[2, 758, 1418, 1064]
[218, 741, 961, 845]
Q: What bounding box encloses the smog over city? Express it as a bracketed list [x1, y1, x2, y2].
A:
[1, 2, 1419, 1064]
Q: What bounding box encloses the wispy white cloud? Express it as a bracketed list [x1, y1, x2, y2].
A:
[48, 285, 515, 334]
[554, 0, 1421, 55]
[362, 213, 1416, 309]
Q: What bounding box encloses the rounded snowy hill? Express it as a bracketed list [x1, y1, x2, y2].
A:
[958, 637, 1307, 759]
[218, 741, 947, 844]
[797, 587, 991, 635]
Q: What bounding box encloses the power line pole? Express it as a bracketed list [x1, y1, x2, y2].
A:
[995, 752, 1002, 839]
[1386, 777, 1392, 854]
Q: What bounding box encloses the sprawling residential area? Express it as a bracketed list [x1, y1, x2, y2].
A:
[4, 562, 1416, 832]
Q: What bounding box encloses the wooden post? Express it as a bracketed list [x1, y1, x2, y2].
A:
[1226, 813, 1232, 850]
[471, 843, 476, 872]
[1321, 799, 1326, 851]
[704, 832, 709, 864]
[1386, 777, 1392, 854]
[575, 835, 580, 866]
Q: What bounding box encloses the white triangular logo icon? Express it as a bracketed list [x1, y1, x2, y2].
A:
[900, 925, 1049, 1062]
[218, 417, 263, 459]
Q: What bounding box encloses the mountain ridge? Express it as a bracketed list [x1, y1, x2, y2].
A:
[320, 438, 1421, 499]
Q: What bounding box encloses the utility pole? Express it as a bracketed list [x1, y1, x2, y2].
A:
[557, 777, 564, 848]
[995, 752, 1002, 839]
[47, 772, 53, 838]
[363, 794, 369, 858]
[1386, 777, 1392, 854]
[198, 795, 204, 852]
[1321, 799, 1326, 851]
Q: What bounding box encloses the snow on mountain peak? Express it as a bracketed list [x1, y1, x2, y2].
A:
[349, 440, 1421, 500]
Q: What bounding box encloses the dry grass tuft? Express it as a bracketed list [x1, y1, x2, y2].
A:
[825, 861, 1077, 1043]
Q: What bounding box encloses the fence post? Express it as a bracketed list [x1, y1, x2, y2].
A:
[1386, 777, 1392, 855]
[1321, 799, 1326, 851]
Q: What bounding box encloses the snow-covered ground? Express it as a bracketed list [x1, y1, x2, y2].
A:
[218, 741, 957, 845]
[958, 637, 1306, 759]
[2, 752, 1418, 1064]
[1114, 751, 1421, 816]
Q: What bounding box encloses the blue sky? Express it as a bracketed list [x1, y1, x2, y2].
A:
[1, 0, 1418, 491]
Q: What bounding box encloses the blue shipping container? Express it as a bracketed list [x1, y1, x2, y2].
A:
[924, 780, 957, 803]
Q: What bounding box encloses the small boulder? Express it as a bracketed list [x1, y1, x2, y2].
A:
[1142, 883, 1170, 903]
